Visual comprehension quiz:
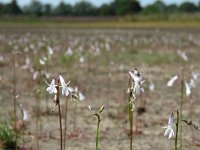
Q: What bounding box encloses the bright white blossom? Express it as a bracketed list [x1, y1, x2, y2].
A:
[163, 112, 175, 139]
[192, 72, 199, 81]
[129, 70, 144, 95]
[46, 79, 57, 94]
[189, 78, 196, 88]
[74, 87, 85, 101]
[39, 58, 45, 65]
[22, 110, 29, 121]
[185, 81, 191, 96]
[177, 50, 188, 61]
[167, 75, 178, 87]
[47, 46, 53, 56]
[149, 82, 155, 91]
[59, 75, 73, 96]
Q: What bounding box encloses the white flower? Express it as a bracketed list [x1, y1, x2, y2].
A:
[189, 78, 196, 88]
[74, 87, 85, 101]
[88, 105, 92, 111]
[129, 70, 144, 95]
[163, 112, 175, 139]
[47, 46, 53, 56]
[46, 79, 57, 94]
[59, 75, 73, 96]
[65, 47, 73, 55]
[79, 56, 84, 63]
[167, 75, 178, 87]
[39, 59, 45, 65]
[192, 72, 199, 81]
[149, 82, 155, 91]
[33, 71, 39, 80]
[177, 50, 188, 61]
[185, 81, 191, 96]
[22, 110, 29, 121]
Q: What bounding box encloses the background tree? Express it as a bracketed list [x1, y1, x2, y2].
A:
[99, 4, 115, 16]
[43, 4, 52, 16]
[53, 2, 72, 16]
[142, 1, 166, 14]
[73, 1, 97, 16]
[112, 0, 141, 15]
[23, 0, 43, 16]
[179, 2, 198, 13]
[3, 0, 22, 15]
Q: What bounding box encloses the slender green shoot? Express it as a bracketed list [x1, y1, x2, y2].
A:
[175, 110, 179, 150]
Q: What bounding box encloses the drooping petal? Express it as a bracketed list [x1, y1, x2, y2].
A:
[167, 75, 178, 87]
[177, 50, 188, 61]
[164, 127, 170, 136]
[185, 81, 191, 96]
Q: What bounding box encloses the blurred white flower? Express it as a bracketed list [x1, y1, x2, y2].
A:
[167, 75, 178, 87]
[189, 78, 196, 88]
[88, 105, 92, 111]
[46, 79, 57, 94]
[177, 50, 188, 61]
[129, 69, 144, 95]
[79, 56, 84, 63]
[185, 81, 191, 96]
[74, 87, 85, 101]
[39, 58, 45, 65]
[65, 47, 73, 55]
[22, 110, 29, 121]
[47, 46, 53, 56]
[0, 55, 4, 62]
[192, 72, 199, 81]
[33, 71, 39, 80]
[149, 82, 155, 91]
[59, 75, 73, 96]
[163, 112, 175, 139]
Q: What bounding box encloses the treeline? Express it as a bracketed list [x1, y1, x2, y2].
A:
[0, 0, 200, 17]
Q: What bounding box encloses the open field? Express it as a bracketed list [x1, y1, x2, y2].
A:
[0, 25, 200, 150]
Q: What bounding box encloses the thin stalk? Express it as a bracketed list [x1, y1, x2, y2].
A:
[175, 110, 179, 150]
[128, 77, 133, 150]
[36, 109, 39, 150]
[128, 102, 133, 150]
[12, 52, 17, 150]
[179, 68, 184, 150]
[45, 89, 49, 113]
[56, 79, 63, 150]
[73, 100, 78, 131]
[63, 96, 69, 150]
[58, 103, 63, 150]
[12, 52, 17, 129]
[96, 115, 100, 150]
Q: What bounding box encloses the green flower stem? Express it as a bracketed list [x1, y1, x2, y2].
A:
[96, 115, 100, 150]
[56, 79, 63, 150]
[12, 52, 17, 130]
[128, 102, 133, 150]
[180, 68, 184, 150]
[128, 77, 133, 150]
[63, 96, 69, 150]
[175, 110, 179, 150]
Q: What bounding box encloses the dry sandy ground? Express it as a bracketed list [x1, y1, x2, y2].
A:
[0, 27, 200, 150]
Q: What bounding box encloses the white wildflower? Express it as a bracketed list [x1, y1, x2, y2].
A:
[177, 50, 188, 61]
[46, 79, 57, 94]
[59, 75, 73, 96]
[163, 112, 175, 139]
[185, 81, 191, 96]
[167, 75, 178, 87]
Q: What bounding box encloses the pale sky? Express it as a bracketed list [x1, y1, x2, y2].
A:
[0, 0, 199, 7]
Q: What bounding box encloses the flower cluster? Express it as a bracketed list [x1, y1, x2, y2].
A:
[46, 75, 73, 111]
[128, 68, 145, 111]
[46, 75, 85, 111]
[163, 112, 175, 139]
